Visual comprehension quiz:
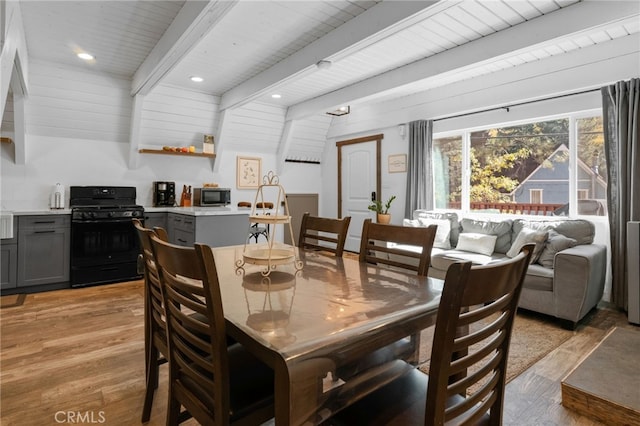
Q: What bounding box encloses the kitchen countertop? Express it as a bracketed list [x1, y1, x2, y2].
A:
[144, 206, 251, 216]
[6, 206, 252, 217]
[6, 209, 72, 216]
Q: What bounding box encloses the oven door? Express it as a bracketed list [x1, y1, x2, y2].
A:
[70, 218, 142, 287]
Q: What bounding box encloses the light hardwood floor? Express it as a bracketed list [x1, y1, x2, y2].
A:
[0, 280, 636, 425]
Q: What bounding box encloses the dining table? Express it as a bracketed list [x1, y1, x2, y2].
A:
[212, 244, 444, 426]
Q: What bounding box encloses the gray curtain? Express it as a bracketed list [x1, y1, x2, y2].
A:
[405, 120, 433, 218]
[602, 78, 640, 310]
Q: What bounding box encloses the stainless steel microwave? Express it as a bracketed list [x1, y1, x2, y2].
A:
[193, 188, 231, 206]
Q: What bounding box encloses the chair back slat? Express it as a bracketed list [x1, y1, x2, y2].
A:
[298, 213, 351, 257]
[358, 218, 437, 275]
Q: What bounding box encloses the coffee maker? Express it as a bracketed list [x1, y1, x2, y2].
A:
[153, 181, 175, 207]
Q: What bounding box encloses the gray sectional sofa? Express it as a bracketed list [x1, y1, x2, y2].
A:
[396, 210, 607, 328]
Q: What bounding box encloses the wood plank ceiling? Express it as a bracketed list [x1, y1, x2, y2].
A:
[10, 0, 640, 163]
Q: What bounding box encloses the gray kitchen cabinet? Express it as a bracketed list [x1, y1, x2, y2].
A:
[143, 212, 167, 232]
[168, 213, 248, 248]
[1, 220, 18, 290]
[168, 213, 195, 247]
[17, 215, 70, 287]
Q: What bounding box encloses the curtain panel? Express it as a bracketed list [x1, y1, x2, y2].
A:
[405, 120, 433, 218]
[601, 78, 640, 310]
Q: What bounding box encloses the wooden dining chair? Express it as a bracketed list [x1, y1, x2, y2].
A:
[248, 201, 274, 243]
[298, 213, 351, 256]
[149, 235, 275, 425]
[334, 219, 439, 380]
[359, 218, 437, 276]
[326, 244, 534, 426]
[133, 218, 170, 423]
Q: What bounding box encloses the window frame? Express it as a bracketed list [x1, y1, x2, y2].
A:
[432, 108, 605, 218]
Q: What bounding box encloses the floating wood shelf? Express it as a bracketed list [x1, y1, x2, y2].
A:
[1, 137, 13, 144]
[138, 148, 215, 158]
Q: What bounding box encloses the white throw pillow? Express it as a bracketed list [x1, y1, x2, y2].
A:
[417, 218, 451, 249]
[402, 219, 421, 227]
[506, 227, 548, 263]
[455, 233, 497, 256]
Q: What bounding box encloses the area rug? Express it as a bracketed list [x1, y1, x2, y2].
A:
[417, 310, 573, 385]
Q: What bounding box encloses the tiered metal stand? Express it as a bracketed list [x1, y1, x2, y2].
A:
[236, 171, 303, 276]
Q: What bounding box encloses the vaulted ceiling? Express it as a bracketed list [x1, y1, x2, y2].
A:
[8, 0, 640, 164]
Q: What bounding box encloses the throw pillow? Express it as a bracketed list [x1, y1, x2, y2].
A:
[537, 230, 577, 268]
[506, 227, 548, 263]
[455, 233, 497, 256]
[402, 219, 420, 227]
[460, 218, 513, 253]
[417, 218, 452, 249]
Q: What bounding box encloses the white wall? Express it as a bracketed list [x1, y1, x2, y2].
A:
[0, 134, 320, 211]
[321, 124, 408, 222]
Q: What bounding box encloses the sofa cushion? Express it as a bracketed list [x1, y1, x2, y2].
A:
[455, 232, 497, 255]
[459, 218, 513, 253]
[537, 230, 578, 268]
[431, 250, 508, 272]
[512, 218, 594, 245]
[523, 264, 554, 291]
[402, 218, 451, 249]
[506, 227, 548, 263]
[412, 210, 460, 248]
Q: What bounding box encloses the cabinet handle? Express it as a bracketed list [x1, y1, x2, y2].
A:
[177, 238, 187, 243]
[34, 221, 56, 224]
[34, 230, 56, 234]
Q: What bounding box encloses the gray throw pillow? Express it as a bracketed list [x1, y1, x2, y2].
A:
[537, 230, 577, 268]
[506, 227, 548, 263]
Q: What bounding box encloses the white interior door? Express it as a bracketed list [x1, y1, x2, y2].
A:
[341, 141, 378, 253]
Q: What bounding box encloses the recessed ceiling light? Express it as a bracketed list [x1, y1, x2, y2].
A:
[77, 52, 94, 61]
[271, 94, 282, 99]
[190, 76, 204, 82]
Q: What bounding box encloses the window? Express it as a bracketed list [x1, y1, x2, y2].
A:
[576, 116, 607, 215]
[433, 113, 606, 216]
[433, 135, 462, 210]
[530, 189, 543, 204]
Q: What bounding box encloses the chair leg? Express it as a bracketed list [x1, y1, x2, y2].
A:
[141, 346, 159, 422]
[166, 388, 181, 426]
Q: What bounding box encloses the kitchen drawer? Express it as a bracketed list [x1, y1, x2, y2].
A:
[19, 215, 70, 229]
[173, 228, 195, 247]
[143, 212, 167, 231]
[170, 214, 194, 231]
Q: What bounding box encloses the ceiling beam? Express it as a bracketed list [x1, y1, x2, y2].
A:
[218, 0, 450, 111]
[287, 0, 640, 121]
[131, 0, 238, 96]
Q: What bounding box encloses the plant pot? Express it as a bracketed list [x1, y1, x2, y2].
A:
[376, 213, 391, 224]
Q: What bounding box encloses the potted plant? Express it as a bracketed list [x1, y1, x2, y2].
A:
[368, 195, 396, 224]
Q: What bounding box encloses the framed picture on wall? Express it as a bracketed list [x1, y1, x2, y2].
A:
[237, 156, 262, 189]
[388, 154, 407, 173]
